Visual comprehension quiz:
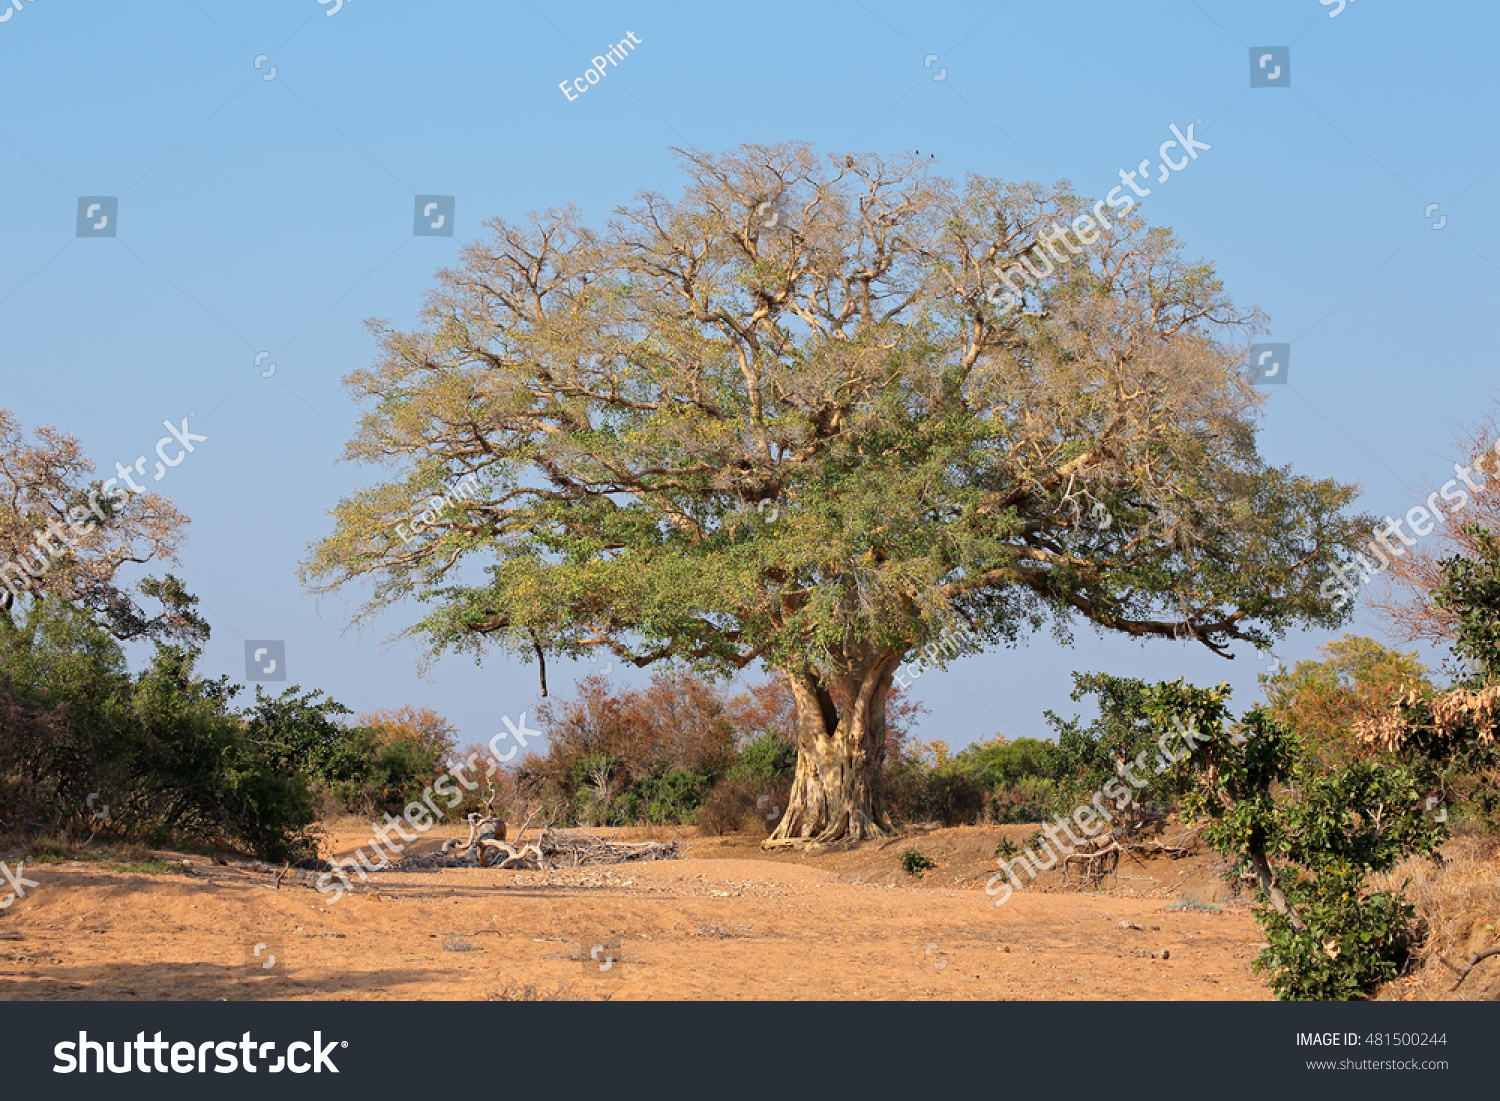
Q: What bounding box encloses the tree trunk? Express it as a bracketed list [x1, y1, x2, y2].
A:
[763, 655, 898, 847]
[1250, 851, 1306, 931]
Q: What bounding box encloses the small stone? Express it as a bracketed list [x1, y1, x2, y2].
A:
[1161, 949, 1171, 960]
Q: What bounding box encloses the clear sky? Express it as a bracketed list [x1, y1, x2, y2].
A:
[3, 0, 1496, 751]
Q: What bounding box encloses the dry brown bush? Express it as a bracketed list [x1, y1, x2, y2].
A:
[1374, 836, 1500, 1000]
[697, 776, 789, 837]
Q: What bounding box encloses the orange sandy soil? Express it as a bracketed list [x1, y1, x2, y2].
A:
[0, 824, 1274, 1000]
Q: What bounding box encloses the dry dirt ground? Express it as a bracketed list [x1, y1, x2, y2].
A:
[0, 823, 1276, 1001]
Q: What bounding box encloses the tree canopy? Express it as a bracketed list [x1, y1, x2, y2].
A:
[304, 142, 1369, 842]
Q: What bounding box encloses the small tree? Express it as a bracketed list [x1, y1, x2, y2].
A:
[1147, 680, 1447, 999]
[0, 409, 202, 644]
[1258, 634, 1432, 772]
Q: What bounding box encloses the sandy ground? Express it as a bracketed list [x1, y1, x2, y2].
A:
[0, 824, 1273, 1000]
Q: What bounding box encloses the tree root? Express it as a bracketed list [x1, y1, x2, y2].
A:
[1439, 946, 1500, 993]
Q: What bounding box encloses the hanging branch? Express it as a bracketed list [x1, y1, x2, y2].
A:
[529, 628, 548, 697]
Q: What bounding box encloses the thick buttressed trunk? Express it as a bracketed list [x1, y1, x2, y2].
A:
[764, 653, 899, 846]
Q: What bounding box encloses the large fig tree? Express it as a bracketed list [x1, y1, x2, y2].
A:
[303, 143, 1367, 844]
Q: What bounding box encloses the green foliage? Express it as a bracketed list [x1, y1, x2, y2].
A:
[949, 736, 1061, 822]
[1045, 672, 1198, 813]
[899, 848, 934, 876]
[0, 595, 318, 861]
[994, 837, 1019, 859]
[243, 687, 356, 783]
[1254, 867, 1416, 1001]
[734, 730, 798, 784]
[953, 736, 1058, 789]
[1435, 524, 1500, 682]
[613, 767, 715, 825]
[1146, 678, 1441, 1001]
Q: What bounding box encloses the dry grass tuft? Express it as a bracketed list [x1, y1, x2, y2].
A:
[1373, 836, 1500, 1000]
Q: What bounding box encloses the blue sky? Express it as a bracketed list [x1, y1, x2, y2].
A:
[2, 0, 1496, 750]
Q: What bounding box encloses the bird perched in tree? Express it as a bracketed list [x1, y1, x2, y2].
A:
[845, 154, 854, 168]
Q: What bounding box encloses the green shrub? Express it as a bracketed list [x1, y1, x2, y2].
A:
[1254, 866, 1416, 1000]
[614, 767, 714, 825]
[899, 848, 934, 876]
[0, 597, 318, 862]
[1149, 678, 1451, 1001]
[734, 730, 798, 783]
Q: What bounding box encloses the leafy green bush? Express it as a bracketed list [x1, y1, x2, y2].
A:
[1254, 865, 1416, 1000]
[899, 849, 934, 876]
[0, 596, 317, 861]
[734, 730, 798, 783]
[1148, 679, 1448, 1001]
[615, 767, 715, 824]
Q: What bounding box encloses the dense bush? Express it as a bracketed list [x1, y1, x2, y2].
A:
[733, 729, 798, 784]
[1254, 865, 1417, 1000]
[0, 597, 318, 861]
[887, 763, 986, 826]
[1148, 680, 1449, 1001]
[697, 775, 791, 836]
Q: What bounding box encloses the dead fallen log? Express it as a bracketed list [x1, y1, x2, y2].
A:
[385, 825, 681, 873]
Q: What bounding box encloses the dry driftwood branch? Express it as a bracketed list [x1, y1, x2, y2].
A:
[1061, 839, 1122, 889]
[387, 816, 681, 873]
[1440, 946, 1500, 993]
